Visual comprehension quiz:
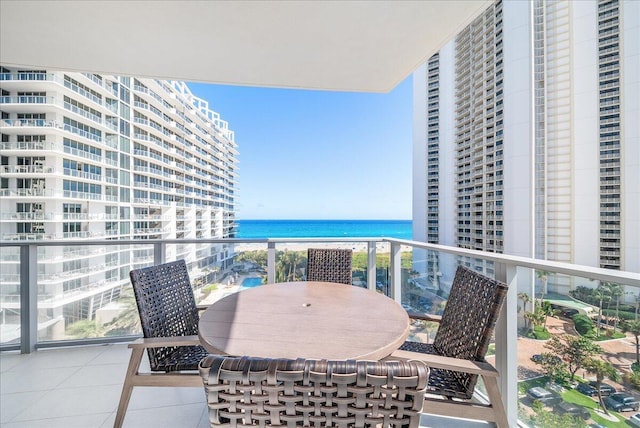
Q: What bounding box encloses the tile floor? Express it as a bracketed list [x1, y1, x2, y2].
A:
[0, 344, 491, 427]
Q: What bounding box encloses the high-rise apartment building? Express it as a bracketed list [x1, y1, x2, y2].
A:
[0, 69, 238, 341]
[412, 0, 639, 294]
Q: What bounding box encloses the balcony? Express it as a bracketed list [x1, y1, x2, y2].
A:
[1, 237, 640, 427]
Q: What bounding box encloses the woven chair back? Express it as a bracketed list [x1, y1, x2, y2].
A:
[199, 355, 428, 428]
[130, 259, 201, 371]
[306, 248, 353, 285]
[430, 265, 508, 398]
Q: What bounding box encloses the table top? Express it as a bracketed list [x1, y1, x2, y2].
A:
[198, 281, 410, 360]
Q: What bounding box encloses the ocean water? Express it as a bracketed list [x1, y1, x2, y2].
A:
[236, 219, 412, 239]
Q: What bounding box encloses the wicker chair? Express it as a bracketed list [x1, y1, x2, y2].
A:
[306, 248, 353, 285]
[199, 355, 429, 427]
[389, 265, 509, 427]
[114, 260, 211, 428]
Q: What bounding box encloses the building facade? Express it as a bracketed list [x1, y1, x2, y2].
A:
[412, 0, 639, 295]
[0, 69, 238, 342]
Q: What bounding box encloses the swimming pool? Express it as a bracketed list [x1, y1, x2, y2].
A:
[241, 277, 263, 289]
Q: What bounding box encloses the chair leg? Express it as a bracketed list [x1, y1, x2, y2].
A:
[483, 376, 509, 428]
[114, 348, 145, 428]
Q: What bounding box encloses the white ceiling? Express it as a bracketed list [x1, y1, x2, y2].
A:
[0, 1, 491, 93]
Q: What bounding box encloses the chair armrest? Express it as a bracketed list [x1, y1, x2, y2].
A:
[406, 311, 442, 323]
[128, 335, 202, 349]
[388, 349, 499, 377]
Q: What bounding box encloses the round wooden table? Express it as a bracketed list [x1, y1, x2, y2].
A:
[198, 281, 410, 360]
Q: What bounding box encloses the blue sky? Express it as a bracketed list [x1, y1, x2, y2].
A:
[187, 76, 412, 220]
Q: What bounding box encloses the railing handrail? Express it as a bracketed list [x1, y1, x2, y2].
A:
[1, 236, 638, 286]
[385, 238, 640, 287]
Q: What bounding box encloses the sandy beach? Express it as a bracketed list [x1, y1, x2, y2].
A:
[233, 241, 412, 253]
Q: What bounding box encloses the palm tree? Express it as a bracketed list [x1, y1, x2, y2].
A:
[594, 283, 609, 337]
[536, 270, 550, 303]
[540, 301, 558, 330]
[276, 250, 305, 282]
[518, 292, 531, 313]
[583, 357, 619, 415]
[606, 282, 624, 333]
[623, 320, 640, 365]
[518, 292, 532, 331]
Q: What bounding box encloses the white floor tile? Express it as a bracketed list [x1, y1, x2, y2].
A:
[57, 363, 125, 388]
[11, 384, 122, 421]
[127, 386, 205, 410]
[0, 390, 47, 423]
[0, 366, 79, 394]
[116, 403, 207, 428]
[1, 413, 112, 428]
[0, 351, 35, 373]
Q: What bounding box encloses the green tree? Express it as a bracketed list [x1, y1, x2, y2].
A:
[583, 357, 619, 415]
[623, 320, 640, 365]
[544, 334, 603, 381]
[533, 352, 569, 384]
[235, 250, 268, 270]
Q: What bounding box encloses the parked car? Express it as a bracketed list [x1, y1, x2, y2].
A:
[555, 401, 590, 420]
[604, 392, 640, 412]
[629, 413, 640, 428]
[527, 387, 562, 406]
[576, 382, 597, 396]
[576, 381, 616, 397]
[588, 381, 616, 396]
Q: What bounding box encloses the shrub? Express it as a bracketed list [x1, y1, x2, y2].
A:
[603, 309, 636, 322]
[573, 313, 594, 336]
[626, 370, 640, 390]
[530, 326, 551, 340]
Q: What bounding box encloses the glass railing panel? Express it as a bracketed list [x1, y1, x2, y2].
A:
[269, 241, 373, 286]
[229, 242, 268, 294]
[36, 244, 141, 343]
[0, 246, 21, 346]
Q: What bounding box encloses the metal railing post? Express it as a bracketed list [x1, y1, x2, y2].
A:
[389, 242, 402, 302]
[367, 241, 376, 291]
[494, 262, 519, 427]
[153, 242, 166, 266]
[20, 244, 38, 353]
[267, 242, 276, 284]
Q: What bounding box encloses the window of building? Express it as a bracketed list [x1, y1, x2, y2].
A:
[63, 222, 82, 233]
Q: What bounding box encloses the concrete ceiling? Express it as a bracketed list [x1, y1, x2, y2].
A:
[0, 1, 492, 93]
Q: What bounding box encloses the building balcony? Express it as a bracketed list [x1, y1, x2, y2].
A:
[1, 237, 639, 427]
